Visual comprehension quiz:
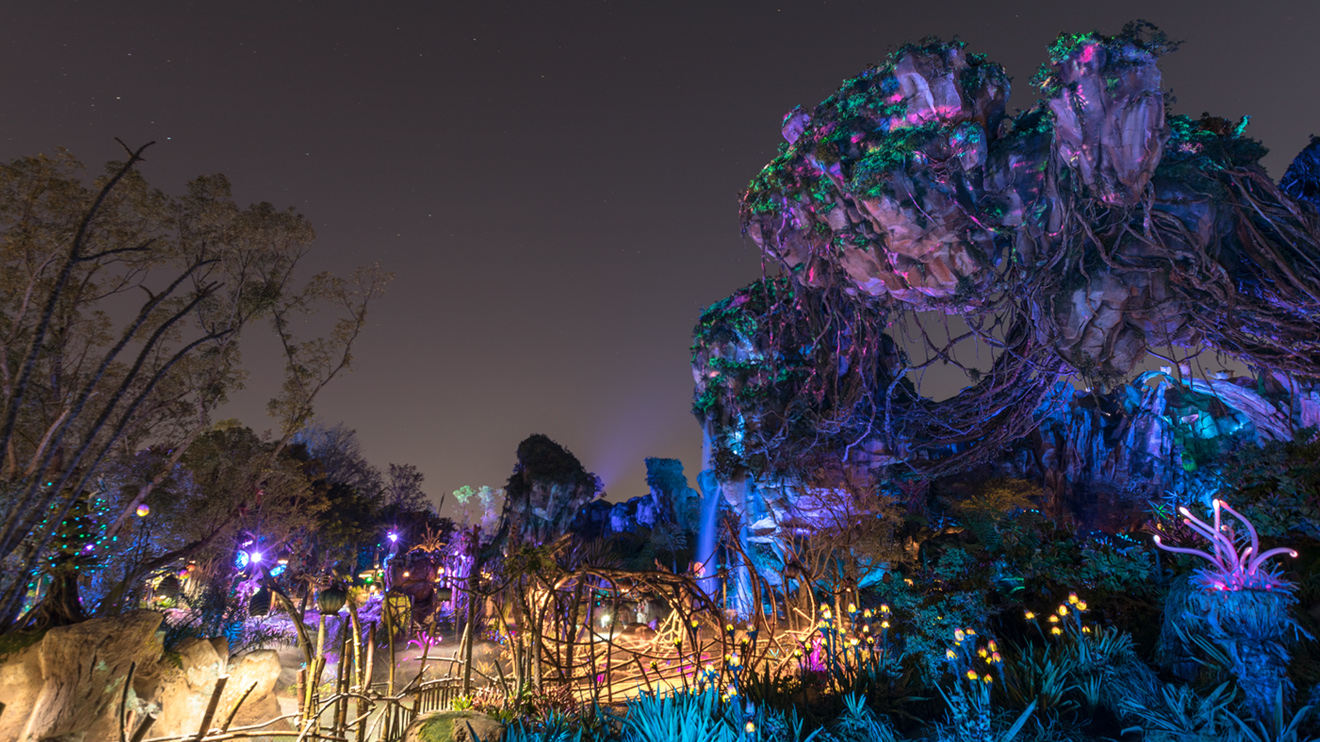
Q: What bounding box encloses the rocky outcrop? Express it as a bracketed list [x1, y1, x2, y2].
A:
[602, 458, 701, 535]
[0, 638, 44, 742]
[150, 642, 286, 739]
[502, 434, 603, 545]
[695, 366, 1315, 577]
[0, 612, 285, 742]
[19, 610, 163, 742]
[404, 710, 504, 742]
[220, 650, 285, 731]
[740, 25, 1320, 387]
[149, 637, 229, 738]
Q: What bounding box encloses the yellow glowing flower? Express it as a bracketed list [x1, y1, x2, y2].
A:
[988, 641, 997, 652]
[977, 648, 988, 657]
[881, 620, 890, 629]
[966, 670, 978, 680]
[1051, 626, 1062, 636]
[1076, 601, 1088, 612]
[745, 722, 756, 734]
[848, 603, 857, 614]
[1048, 615, 1059, 623]
[728, 686, 738, 696]
[983, 674, 993, 684]
[1082, 626, 1092, 634]
[863, 608, 873, 618]
[946, 649, 957, 659]
[992, 652, 1002, 663]
[904, 578, 913, 586]
[954, 629, 966, 642]
[1058, 605, 1068, 616]
[881, 604, 891, 613]
[1024, 611, 1036, 620]
[1068, 593, 1079, 604]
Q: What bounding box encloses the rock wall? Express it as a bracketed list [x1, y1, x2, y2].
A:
[0, 611, 284, 742]
[695, 369, 1316, 588]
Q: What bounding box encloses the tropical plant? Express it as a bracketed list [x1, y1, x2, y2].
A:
[830, 692, 898, 742]
[621, 689, 740, 742]
[487, 712, 585, 742]
[1227, 685, 1320, 742]
[1119, 682, 1239, 742]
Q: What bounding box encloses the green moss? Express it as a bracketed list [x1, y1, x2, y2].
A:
[415, 711, 504, 742]
[0, 628, 47, 661]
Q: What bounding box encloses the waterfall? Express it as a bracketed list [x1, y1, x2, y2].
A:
[695, 468, 722, 600]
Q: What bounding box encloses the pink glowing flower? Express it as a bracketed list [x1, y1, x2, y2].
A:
[1153, 499, 1297, 592]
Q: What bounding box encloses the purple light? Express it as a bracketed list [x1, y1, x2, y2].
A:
[388, 533, 399, 543]
[251, 551, 264, 564]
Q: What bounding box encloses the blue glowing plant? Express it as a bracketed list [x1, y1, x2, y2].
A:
[1152, 499, 1297, 592]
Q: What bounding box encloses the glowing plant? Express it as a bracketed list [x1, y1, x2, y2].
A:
[1152, 499, 1297, 591]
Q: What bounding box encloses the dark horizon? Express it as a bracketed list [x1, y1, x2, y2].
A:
[4, 1, 1317, 508]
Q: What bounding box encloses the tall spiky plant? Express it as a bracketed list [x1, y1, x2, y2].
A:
[1155, 499, 1308, 721]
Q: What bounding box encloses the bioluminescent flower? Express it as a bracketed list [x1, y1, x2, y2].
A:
[1153, 499, 1297, 591]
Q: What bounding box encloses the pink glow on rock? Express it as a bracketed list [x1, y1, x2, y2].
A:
[1078, 44, 1096, 64]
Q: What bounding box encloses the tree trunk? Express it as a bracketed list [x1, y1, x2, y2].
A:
[24, 569, 86, 631]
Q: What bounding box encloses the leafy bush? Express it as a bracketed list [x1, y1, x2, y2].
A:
[620, 689, 740, 742]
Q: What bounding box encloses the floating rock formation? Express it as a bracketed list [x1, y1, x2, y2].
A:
[741, 25, 1320, 386]
[694, 24, 1320, 595]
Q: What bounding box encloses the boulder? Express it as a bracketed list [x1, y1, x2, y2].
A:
[404, 710, 504, 742]
[220, 650, 286, 732]
[21, 610, 163, 742]
[0, 638, 44, 742]
[151, 643, 286, 739]
[151, 637, 226, 738]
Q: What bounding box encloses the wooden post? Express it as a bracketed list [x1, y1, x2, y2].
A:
[462, 574, 477, 695]
[386, 602, 397, 696]
[194, 675, 228, 740]
[296, 667, 306, 723]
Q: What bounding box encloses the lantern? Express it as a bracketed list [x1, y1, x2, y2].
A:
[157, 574, 180, 599]
[316, 585, 348, 614]
[136, 504, 150, 517]
[249, 588, 272, 617]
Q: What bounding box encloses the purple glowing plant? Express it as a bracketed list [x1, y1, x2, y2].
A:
[407, 631, 442, 652]
[1153, 499, 1297, 591]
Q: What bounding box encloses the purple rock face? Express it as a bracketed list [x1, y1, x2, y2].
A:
[741, 26, 1320, 384]
[739, 32, 1181, 379]
[1044, 38, 1166, 206]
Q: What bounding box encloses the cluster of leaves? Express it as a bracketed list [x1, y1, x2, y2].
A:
[1033, 20, 1181, 95]
[1214, 428, 1320, 542]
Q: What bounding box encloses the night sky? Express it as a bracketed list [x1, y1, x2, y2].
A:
[5, 1, 1318, 508]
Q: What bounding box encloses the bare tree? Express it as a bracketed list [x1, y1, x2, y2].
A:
[0, 144, 391, 630]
